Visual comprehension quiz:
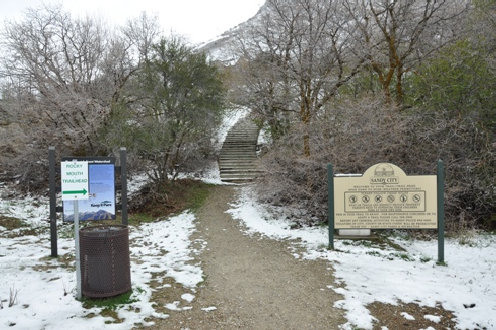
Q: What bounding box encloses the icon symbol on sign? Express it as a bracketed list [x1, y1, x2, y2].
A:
[413, 194, 421, 203]
[362, 195, 370, 203]
[375, 195, 382, 203]
[387, 195, 395, 203]
[400, 194, 408, 203]
[349, 195, 358, 204]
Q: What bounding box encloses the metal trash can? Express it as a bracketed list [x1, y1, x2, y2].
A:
[79, 225, 131, 298]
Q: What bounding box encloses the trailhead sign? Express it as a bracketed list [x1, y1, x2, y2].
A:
[61, 161, 89, 201]
[62, 157, 116, 222]
[334, 163, 437, 229]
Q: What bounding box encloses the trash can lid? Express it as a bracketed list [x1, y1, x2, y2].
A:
[80, 225, 127, 237]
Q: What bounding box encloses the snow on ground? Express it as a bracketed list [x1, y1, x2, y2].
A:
[0, 178, 204, 329]
[178, 160, 231, 186]
[227, 186, 496, 330]
[2, 172, 495, 329]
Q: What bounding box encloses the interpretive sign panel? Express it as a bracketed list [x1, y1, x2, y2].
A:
[63, 157, 116, 222]
[334, 163, 437, 229]
[61, 161, 89, 201]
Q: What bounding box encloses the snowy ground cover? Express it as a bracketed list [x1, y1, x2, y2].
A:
[0, 107, 246, 328]
[227, 186, 496, 330]
[0, 181, 204, 329]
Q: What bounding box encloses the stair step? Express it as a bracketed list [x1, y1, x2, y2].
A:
[220, 153, 257, 157]
[219, 156, 257, 160]
[220, 169, 262, 173]
[220, 175, 261, 180]
[220, 147, 257, 151]
[219, 164, 259, 168]
[219, 164, 258, 167]
[218, 116, 262, 183]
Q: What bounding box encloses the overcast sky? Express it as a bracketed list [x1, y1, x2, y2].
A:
[0, 0, 264, 44]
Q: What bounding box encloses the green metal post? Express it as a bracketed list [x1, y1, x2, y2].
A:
[49, 146, 57, 257]
[328, 164, 335, 249]
[437, 159, 445, 264]
[120, 148, 128, 226]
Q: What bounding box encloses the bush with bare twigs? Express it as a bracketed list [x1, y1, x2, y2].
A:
[257, 97, 495, 232]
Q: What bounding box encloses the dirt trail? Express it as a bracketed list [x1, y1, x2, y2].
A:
[149, 185, 345, 329]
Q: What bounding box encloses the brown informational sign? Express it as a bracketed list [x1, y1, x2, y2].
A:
[334, 163, 437, 229]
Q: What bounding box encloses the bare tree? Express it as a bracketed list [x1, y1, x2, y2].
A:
[121, 12, 161, 65]
[0, 5, 157, 190]
[1, 5, 114, 152]
[344, 0, 468, 104]
[234, 0, 364, 156]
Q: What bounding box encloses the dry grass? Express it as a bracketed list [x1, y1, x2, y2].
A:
[368, 301, 457, 330]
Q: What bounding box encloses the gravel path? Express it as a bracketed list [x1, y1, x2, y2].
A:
[147, 185, 345, 329]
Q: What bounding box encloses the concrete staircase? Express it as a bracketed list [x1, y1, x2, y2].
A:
[219, 117, 261, 183]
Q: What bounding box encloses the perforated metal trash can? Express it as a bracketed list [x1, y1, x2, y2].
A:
[79, 225, 131, 298]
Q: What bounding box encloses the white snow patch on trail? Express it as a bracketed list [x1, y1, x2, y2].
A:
[401, 312, 415, 320]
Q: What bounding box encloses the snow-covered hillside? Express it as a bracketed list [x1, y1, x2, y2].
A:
[197, 1, 266, 63]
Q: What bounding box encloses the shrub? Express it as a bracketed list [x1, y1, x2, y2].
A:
[257, 97, 495, 231]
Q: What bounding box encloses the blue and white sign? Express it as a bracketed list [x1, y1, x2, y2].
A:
[63, 157, 116, 222]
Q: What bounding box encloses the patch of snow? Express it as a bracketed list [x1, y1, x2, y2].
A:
[257, 125, 271, 148]
[0, 194, 49, 229]
[227, 186, 496, 330]
[0, 206, 203, 329]
[201, 306, 217, 312]
[165, 301, 181, 311]
[215, 106, 250, 151]
[129, 212, 203, 289]
[128, 173, 149, 195]
[401, 312, 415, 320]
[198, 161, 223, 184]
[165, 300, 192, 311]
[181, 293, 195, 303]
[424, 314, 441, 323]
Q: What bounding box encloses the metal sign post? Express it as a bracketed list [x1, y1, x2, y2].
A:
[437, 160, 445, 265]
[327, 164, 334, 250]
[74, 200, 82, 300]
[60, 160, 89, 300]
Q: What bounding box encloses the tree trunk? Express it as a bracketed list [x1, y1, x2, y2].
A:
[303, 132, 311, 158]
